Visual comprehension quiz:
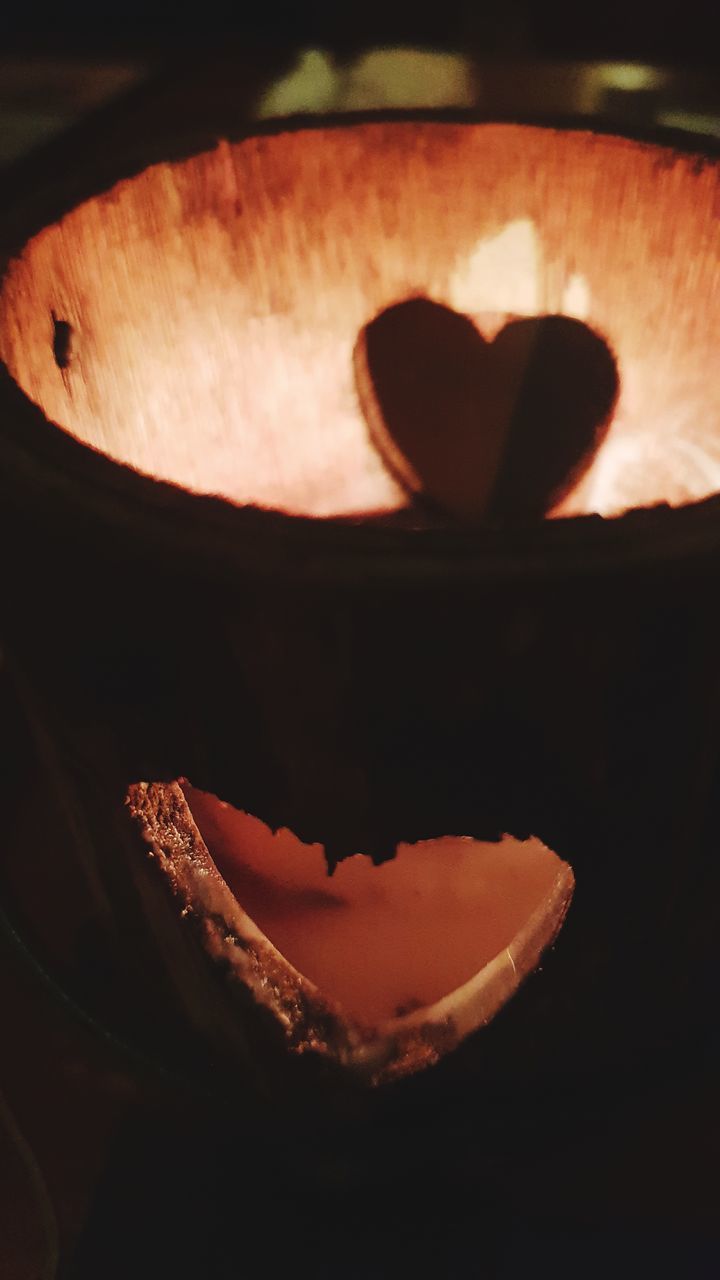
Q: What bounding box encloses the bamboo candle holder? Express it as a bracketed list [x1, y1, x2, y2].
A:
[0, 118, 718, 1122]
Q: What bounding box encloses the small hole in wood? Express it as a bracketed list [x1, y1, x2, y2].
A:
[51, 313, 73, 371]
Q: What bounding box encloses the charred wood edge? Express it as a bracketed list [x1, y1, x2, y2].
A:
[2, 118, 720, 592]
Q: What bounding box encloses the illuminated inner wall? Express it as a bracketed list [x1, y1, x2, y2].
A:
[1, 122, 719, 520]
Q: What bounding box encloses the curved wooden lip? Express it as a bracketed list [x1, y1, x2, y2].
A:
[2, 115, 720, 588]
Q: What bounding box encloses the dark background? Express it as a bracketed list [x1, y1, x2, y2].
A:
[1, 5, 719, 1278]
[2, 0, 720, 65]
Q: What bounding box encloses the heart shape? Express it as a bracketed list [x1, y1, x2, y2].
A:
[182, 782, 572, 1030]
[355, 298, 619, 524]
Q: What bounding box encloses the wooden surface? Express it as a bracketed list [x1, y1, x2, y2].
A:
[0, 53, 719, 1276]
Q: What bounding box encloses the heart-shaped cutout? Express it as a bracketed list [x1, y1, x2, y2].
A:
[355, 298, 619, 524]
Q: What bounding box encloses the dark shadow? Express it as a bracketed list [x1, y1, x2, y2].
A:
[488, 314, 619, 521]
[355, 298, 619, 524]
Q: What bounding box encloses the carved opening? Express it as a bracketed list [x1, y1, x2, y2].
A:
[127, 780, 574, 1083]
[186, 782, 573, 1024]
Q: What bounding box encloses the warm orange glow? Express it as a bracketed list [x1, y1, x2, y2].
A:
[184, 783, 572, 1025]
[2, 123, 720, 520]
